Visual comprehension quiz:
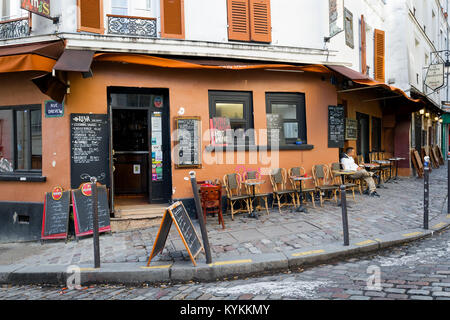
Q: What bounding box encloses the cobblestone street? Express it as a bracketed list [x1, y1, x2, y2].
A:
[0, 166, 448, 266]
[1, 225, 449, 300]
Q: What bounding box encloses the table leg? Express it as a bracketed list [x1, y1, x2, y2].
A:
[295, 181, 307, 213]
[248, 185, 259, 219]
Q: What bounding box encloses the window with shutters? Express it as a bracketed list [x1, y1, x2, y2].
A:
[374, 29, 385, 83]
[77, 0, 104, 34]
[227, 0, 271, 43]
[160, 0, 184, 39]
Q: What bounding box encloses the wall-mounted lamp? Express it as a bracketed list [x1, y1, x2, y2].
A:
[425, 112, 430, 117]
[419, 109, 425, 115]
[435, 116, 439, 121]
[439, 118, 444, 123]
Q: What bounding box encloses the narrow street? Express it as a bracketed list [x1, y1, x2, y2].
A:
[1, 227, 449, 300]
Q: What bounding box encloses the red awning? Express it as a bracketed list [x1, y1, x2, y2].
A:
[93, 53, 332, 73]
[0, 40, 65, 73]
[326, 64, 423, 104]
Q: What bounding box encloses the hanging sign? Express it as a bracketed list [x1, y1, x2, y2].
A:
[21, 0, 51, 19]
[424, 63, 445, 91]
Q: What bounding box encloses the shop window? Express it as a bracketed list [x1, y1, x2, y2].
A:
[111, 0, 128, 15]
[0, 105, 42, 174]
[266, 93, 307, 146]
[208, 91, 254, 146]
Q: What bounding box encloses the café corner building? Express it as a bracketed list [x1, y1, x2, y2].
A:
[0, 40, 425, 242]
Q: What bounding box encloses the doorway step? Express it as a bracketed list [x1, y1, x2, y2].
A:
[110, 198, 169, 232]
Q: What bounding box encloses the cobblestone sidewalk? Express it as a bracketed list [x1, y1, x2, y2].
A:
[0, 166, 447, 266]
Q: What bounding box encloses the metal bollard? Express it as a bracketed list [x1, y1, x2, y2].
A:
[424, 156, 430, 230]
[189, 171, 212, 264]
[90, 177, 101, 268]
[340, 185, 349, 246]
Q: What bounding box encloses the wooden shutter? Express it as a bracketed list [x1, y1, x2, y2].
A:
[161, 0, 185, 39]
[374, 29, 385, 82]
[227, 0, 250, 41]
[249, 0, 271, 43]
[361, 15, 367, 75]
[77, 0, 104, 34]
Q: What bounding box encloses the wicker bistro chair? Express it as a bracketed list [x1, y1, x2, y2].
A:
[288, 167, 316, 208]
[330, 162, 358, 201]
[243, 171, 270, 216]
[223, 173, 251, 220]
[269, 168, 297, 213]
[312, 164, 339, 206]
[199, 184, 225, 229]
[377, 152, 391, 182]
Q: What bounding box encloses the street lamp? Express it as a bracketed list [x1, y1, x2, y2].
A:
[420, 109, 425, 115]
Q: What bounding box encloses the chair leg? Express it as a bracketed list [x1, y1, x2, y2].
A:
[230, 201, 235, 221]
[264, 197, 269, 215]
[310, 192, 316, 208]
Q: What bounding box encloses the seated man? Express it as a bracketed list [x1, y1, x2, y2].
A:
[340, 147, 380, 197]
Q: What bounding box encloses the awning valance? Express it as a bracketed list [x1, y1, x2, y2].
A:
[93, 53, 332, 73]
[53, 49, 95, 73]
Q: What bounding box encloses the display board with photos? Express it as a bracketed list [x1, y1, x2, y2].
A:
[151, 111, 164, 181]
[174, 116, 202, 169]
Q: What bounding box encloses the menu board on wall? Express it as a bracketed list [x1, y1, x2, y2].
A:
[345, 118, 358, 141]
[266, 113, 285, 145]
[70, 114, 110, 189]
[175, 117, 202, 169]
[328, 105, 345, 148]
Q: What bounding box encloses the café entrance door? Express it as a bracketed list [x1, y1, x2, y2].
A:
[108, 88, 172, 211]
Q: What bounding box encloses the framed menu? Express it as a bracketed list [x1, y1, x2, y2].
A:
[345, 118, 358, 140]
[174, 116, 202, 169]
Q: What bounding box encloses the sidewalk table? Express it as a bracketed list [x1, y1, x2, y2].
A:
[244, 179, 265, 219]
[388, 157, 406, 181]
[290, 175, 312, 213]
[373, 160, 392, 182]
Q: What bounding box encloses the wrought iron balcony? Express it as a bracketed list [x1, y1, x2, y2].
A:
[0, 17, 30, 40]
[107, 14, 157, 38]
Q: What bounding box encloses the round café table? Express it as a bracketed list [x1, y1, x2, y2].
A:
[373, 160, 392, 183]
[290, 175, 312, 213]
[388, 157, 406, 182]
[363, 163, 386, 188]
[244, 179, 265, 219]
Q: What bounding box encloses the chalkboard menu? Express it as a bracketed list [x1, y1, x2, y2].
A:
[41, 190, 70, 241]
[175, 117, 202, 169]
[72, 185, 111, 238]
[266, 113, 284, 145]
[328, 105, 345, 148]
[147, 202, 203, 267]
[70, 114, 110, 189]
[345, 118, 358, 141]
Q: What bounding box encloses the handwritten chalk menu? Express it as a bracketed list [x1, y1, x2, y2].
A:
[147, 202, 203, 267]
[345, 118, 358, 141]
[175, 117, 202, 169]
[328, 105, 345, 148]
[70, 114, 110, 189]
[41, 191, 70, 241]
[266, 113, 285, 145]
[71, 185, 111, 238]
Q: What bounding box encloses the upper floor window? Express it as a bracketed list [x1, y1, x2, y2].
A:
[227, 0, 271, 43]
[111, 0, 128, 15]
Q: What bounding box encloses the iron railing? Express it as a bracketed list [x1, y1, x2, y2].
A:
[107, 14, 157, 38]
[0, 17, 30, 40]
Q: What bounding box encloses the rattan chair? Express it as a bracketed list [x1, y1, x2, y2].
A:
[223, 173, 251, 220]
[312, 164, 339, 206]
[288, 167, 316, 208]
[330, 162, 358, 201]
[269, 168, 297, 213]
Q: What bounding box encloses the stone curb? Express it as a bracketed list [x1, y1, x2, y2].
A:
[1, 217, 449, 286]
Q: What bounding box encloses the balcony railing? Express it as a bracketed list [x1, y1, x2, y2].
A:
[107, 14, 157, 38]
[0, 17, 30, 40]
